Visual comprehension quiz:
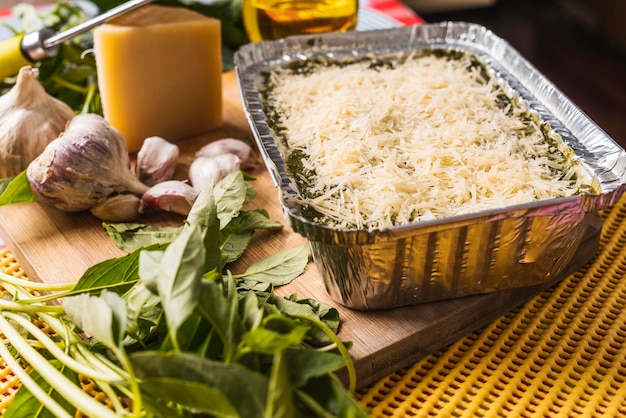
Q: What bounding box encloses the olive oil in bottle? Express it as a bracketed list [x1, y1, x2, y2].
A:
[242, 0, 358, 42]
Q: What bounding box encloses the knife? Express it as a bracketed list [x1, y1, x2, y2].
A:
[0, 0, 154, 81]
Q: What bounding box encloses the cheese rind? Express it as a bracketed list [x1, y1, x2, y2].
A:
[94, 5, 222, 153]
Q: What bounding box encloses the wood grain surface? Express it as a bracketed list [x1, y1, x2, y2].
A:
[0, 71, 602, 388]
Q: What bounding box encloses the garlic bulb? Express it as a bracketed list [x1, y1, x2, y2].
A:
[27, 114, 149, 212]
[139, 180, 198, 216]
[90, 194, 142, 222]
[195, 138, 258, 170]
[0, 66, 75, 178]
[135, 136, 180, 186]
[188, 154, 241, 193]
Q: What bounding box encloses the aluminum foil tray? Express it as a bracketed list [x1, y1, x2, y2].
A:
[234, 22, 626, 310]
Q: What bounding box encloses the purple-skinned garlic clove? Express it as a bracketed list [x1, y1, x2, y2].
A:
[139, 180, 198, 216]
[195, 138, 258, 170]
[188, 153, 241, 193]
[90, 194, 141, 222]
[26, 114, 149, 212]
[135, 136, 180, 186]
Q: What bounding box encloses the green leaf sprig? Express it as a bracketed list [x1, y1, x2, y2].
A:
[0, 172, 367, 417]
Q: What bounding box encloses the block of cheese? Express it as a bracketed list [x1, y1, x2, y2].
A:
[94, 5, 222, 153]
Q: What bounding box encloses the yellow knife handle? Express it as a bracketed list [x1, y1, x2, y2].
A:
[0, 35, 34, 81]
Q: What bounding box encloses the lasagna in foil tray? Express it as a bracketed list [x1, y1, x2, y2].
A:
[235, 22, 626, 310]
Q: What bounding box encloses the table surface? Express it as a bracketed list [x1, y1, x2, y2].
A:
[3, 1, 626, 417]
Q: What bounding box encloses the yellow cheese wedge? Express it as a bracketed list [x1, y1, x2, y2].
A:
[94, 5, 222, 153]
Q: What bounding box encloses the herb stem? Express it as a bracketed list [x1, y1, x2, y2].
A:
[74, 343, 127, 378]
[0, 314, 118, 417]
[0, 341, 74, 418]
[50, 75, 89, 94]
[0, 271, 74, 291]
[81, 80, 98, 114]
[0, 297, 64, 313]
[88, 378, 129, 415]
[111, 346, 144, 417]
[3, 311, 123, 382]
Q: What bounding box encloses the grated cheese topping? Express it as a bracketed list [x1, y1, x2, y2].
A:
[263, 51, 593, 230]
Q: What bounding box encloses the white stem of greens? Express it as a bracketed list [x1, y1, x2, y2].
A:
[71, 345, 137, 414]
[0, 280, 87, 348]
[0, 341, 74, 418]
[0, 280, 133, 414]
[0, 270, 74, 292]
[0, 297, 64, 313]
[91, 380, 129, 414]
[110, 345, 144, 417]
[73, 343, 121, 374]
[0, 314, 118, 417]
[70, 347, 135, 415]
[3, 312, 123, 382]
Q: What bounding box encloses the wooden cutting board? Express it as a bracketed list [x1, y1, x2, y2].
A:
[0, 71, 602, 389]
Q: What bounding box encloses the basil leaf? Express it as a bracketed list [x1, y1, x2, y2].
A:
[277, 295, 341, 333]
[138, 249, 165, 295]
[62, 291, 127, 349]
[266, 351, 296, 418]
[224, 209, 283, 232]
[102, 223, 180, 252]
[185, 182, 221, 273]
[0, 177, 13, 196]
[0, 172, 36, 206]
[124, 283, 162, 343]
[298, 375, 370, 418]
[214, 171, 249, 228]
[269, 295, 341, 346]
[156, 225, 206, 350]
[140, 378, 239, 417]
[239, 288, 264, 331]
[221, 210, 283, 263]
[283, 349, 347, 388]
[69, 243, 166, 296]
[241, 315, 309, 355]
[221, 230, 254, 263]
[238, 243, 309, 285]
[197, 276, 245, 361]
[131, 351, 268, 418]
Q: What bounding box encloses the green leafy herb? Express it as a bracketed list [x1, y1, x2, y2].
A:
[101, 223, 179, 252]
[105, 171, 285, 273]
[236, 243, 310, 285]
[0, 171, 36, 205]
[0, 172, 365, 417]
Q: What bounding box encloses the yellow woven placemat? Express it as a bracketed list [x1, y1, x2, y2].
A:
[0, 249, 27, 415]
[2, 195, 626, 416]
[358, 196, 626, 417]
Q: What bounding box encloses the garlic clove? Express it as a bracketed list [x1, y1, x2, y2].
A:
[26, 114, 150, 212]
[195, 138, 258, 170]
[139, 180, 198, 216]
[90, 194, 141, 222]
[0, 66, 75, 178]
[188, 153, 241, 193]
[135, 136, 180, 186]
